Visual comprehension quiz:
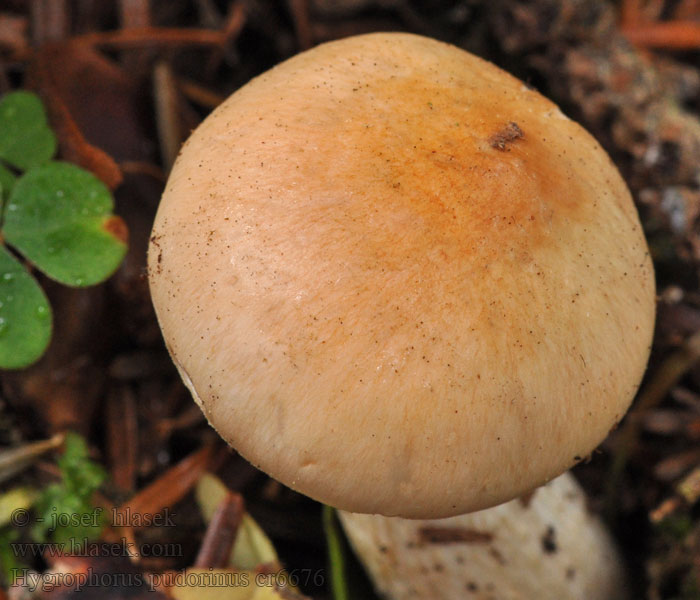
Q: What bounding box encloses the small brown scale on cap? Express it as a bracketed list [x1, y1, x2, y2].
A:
[488, 121, 524, 151]
[148, 33, 655, 518]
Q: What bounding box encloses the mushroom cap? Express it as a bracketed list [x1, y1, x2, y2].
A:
[148, 32, 655, 518]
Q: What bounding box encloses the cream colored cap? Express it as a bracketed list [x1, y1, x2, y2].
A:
[148, 32, 655, 518]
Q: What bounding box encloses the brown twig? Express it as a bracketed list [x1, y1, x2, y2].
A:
[0, 434, 64, 485]
[95, 491, 139, 561]
[649, 496, 681, 523]
[194, 492, 245, 568]
[222, 1, 246, 43]
[119, 0, 152, 70]
[177, 77, 225, 109]
[71, 27, 226, 50]
[653, 448, 700, 482]
[30, 0, 69, 45]
[114, 444, 216, 529]
[204, 1, 246, 77]
[29, 44, 124, 189]
[119, 161, 166, 182]
[650, 465, 700, 523]
[288, 0, 313, 50]
[119, 0, 151, 30]
[106, 386, 139, 493]
[195, 0, 225, 28]
[622, 21, 700, 49]
[0, 14, 29, 60]
[155, 404, 206, 439]
[620, 0, 644, 27]
[153, 60, 185, 171]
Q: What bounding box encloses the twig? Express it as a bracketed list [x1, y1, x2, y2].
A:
[620, 0, 644, 27]
[119, 0, 152, 69]
[155, 404, 206, 439]
[204, 1, 246, 77]
[650, 465, 700, 523]
[106, 386, 138, 492]
[0, 434, 64, 485]
[114, 444, 216, 529]
[288, 0, 313, 50]
[195, 0, 224, 28]
[0, 14, 29, 60]
[649, 496, 681, 523]
[119, 160, 166, 182]
[154, 60, 186, 172]
[119, 0, 151, 30]
[71, 27, 226, 50]
[193, 492, 245, 568]
[222, 2, 246, 43]
[29, 44, 124, 189]
[622, 21, 700, 49]
[94, 491, 139, 561]
[30, 0, 69, 45]
[653, 448, 700, 482]
[177, 77, 225, 109]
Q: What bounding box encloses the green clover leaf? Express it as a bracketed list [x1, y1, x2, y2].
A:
[3, 162, 127, 287]
[0, 91, 127, 369]
[0, 163, 16, 206]
[0, 91, 56, 170]
[0, 246, 52, 369]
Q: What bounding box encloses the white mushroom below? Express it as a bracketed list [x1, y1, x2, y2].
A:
[338, 472, 628, 600]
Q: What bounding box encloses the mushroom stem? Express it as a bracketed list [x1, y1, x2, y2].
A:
[338, 472, 628, 600]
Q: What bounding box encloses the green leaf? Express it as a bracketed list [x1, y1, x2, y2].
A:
[0, 162, 16, 207]
[3, 162, 127, 287]
[195, 473, 229, 522]
[232, 514, 279, 571]
[323, 506, 376, 600]
[0, 246, 52, 369]
[0, 91, 56, 170]
[31, 432, 106, 545]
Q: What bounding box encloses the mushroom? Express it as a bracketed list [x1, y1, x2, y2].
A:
[148, 32, 654, 596]
[337, 471, 628, 599]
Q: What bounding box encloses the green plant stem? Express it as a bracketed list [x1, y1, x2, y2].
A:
[323, 505, 350, 600]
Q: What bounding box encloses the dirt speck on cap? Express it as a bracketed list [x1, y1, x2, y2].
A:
[489, 121, 524, 150]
